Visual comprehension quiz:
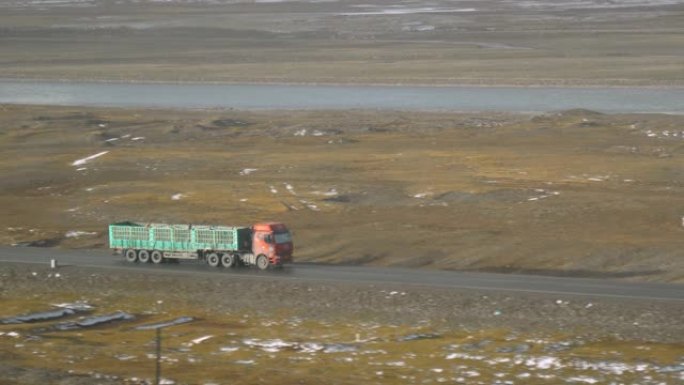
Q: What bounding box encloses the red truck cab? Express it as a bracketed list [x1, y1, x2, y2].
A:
[251, 222, 293, 267]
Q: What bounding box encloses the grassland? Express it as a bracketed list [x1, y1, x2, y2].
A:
[1, 104, 683, 282]
[1, 264, 683, 385]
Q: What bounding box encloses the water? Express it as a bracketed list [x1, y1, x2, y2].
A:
[1, 80, 682, 113]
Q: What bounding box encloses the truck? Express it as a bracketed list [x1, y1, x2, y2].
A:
[108, 221, 293, 270]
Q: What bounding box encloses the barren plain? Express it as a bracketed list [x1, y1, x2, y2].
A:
[1, 0, 683, 86]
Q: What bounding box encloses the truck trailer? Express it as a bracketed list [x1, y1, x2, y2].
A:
[108, 221, 293, 270]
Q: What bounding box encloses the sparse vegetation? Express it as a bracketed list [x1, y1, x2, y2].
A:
[1, 105, 683, 282]
[1, 264, 682, 384]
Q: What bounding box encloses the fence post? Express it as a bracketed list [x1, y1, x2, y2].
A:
[155, 327, 161, 385]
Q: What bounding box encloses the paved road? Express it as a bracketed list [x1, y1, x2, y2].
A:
[1, 246, 682, 302]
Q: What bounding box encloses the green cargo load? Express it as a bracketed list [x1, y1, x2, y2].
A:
[108, 221, 252, 253]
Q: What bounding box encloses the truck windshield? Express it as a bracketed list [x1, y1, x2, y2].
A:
[274, 231, 292, 244]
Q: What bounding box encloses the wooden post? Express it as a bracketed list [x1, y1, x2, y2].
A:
[155, 327, 161, 385]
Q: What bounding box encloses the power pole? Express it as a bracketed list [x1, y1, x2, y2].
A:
[155, 327, 161, 385]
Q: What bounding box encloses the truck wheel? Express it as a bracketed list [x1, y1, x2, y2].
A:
[256, 254, 269, 270]
[221, 253, 235, 268]
[151, 250, 164, 264]
[124, 249, 138, 263]
[138, 250, 150, 263]
[207, 252, 220, 267]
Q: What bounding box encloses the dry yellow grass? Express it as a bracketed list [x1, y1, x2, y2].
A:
[2, 292, 682, 385]
[1, 105, 683, 281]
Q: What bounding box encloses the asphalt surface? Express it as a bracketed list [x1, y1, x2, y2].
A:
[1, 246, 682, 302]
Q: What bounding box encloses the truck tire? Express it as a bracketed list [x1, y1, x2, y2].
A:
[124, 249, 137, 263]
[256, 254, 269, 270]
[138, 250, 150, 263]
[221, 253, 235, 268]
[151, 250, 164, 264]
[207, 252, 220, 267]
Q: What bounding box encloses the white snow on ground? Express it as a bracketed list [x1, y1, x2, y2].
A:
[219, 346, 239, 353]
[284, 183, 296, 195]
[171, 193, 185, 200]
[185, 335, 214, 346]
[299, 342, 325, 353]
[243, 338, 294, 353]
[446, 352, 485, 360]
[52, 302, 94, 311]
[312, 187, 339, 197]
[339, 7, 477, 16]
[525, 356, 564, 370]
[386, 361, 406, 367]
[644, 129, 684, 140]
[71, 151, 109, 166]
[323, 344, 357, 353]
[572, 360, 645, 375]
[235, 360, 255, 365]
[269, 185, 278, 194]
[527, 189, 560, 202]
[567, 376, 599, 384]
[65, 230, 97, 238]
[239, 168, 258, 176]
[508, 0, 682, 10]
[294, 128, 307, 136]
[131, 137, 145, 141]
[299, 200, 320, 211]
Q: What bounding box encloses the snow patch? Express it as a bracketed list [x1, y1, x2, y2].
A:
[72, 151, 109, 166]
[239, 168, 258, 176]
[185, 335, 214, 346]
[284, 183, 296, 195]
[65, 230, 97, 238]
[219, 346, 239, 353]
[525, 356, 563, 370]
[339, 7, 476, 16]
[243, 338, 294, 353]
[52, 302, 94, 311]
[446, 352, 485, 360]
[567, 376, 598, 384]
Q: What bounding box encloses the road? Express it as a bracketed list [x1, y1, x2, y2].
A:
[1, 246, 682, 302]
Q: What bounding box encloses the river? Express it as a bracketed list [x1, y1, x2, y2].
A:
[0, 80, 682, 113]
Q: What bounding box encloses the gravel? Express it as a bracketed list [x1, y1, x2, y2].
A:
[1, 263, 682, 343]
